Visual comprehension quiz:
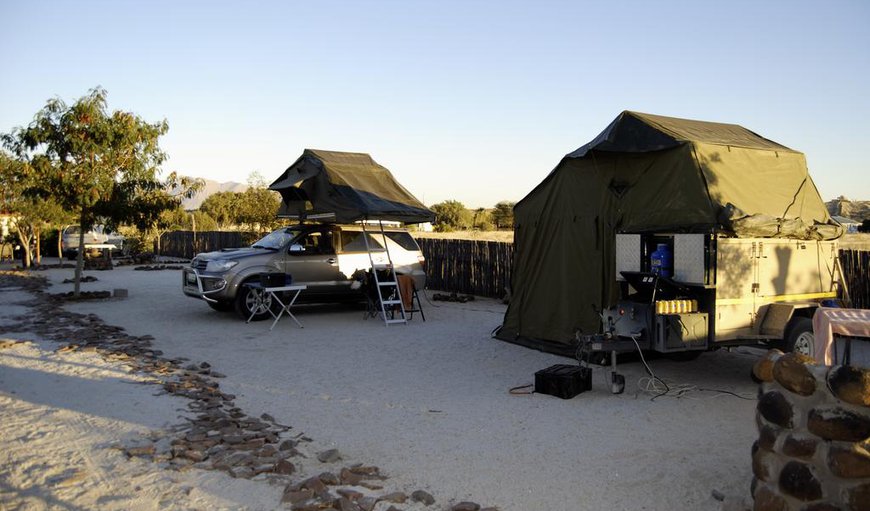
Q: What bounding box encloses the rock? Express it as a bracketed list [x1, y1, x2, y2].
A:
[452, 502, 481, 511]
[229, 466, 255, 479]
[800, 503, 843, 511]
[261, 413, 275, 422]
[379, 492, 407, 503]
[319, 472, 340, 485]
[282, 489, 314, 504]
[753, 483, 788, 511]
[753, 350, 783, 383]
[758, 424, 779, 452]
[828, 444, 870, 478]
[301, 476, 328, 495]
[757, 392, 794, 428]
[126, 444, 156, 457]
[357, 497, 378, 511]
[337, 488, 364, 501]
[274, 459, 296, 475]
[279, 439, 299, 451]
[808, 407, 870, 442]
[348, 465, 380, 476]
[781, 434, 818, 459]
[411, 490, 436, 505]
[773, 353, 818, 396]
[778, 461, 823, 501]
[318, 448, 342, 463]
[335, 498, 362, 511]
[339, 468, 363, 485]
[828, 365, 870, 407]
[751, 442, 775, 482]
[846, 482, 870, 511]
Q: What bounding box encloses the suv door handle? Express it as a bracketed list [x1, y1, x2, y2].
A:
[327, 258, 336, 264]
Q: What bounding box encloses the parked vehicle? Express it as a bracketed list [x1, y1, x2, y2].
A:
[591, 233, 840, 359]
[61, 225, 125, 259]
[182, 223, 427, 320]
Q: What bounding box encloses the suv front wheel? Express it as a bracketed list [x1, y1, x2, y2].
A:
[235, 282, 274, 321]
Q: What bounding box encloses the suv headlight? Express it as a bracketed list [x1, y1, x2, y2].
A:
[205, 259, 238, 272]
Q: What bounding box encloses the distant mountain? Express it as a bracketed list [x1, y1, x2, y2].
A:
[826, 196, 870, 222]
[182, 179, 248, 210]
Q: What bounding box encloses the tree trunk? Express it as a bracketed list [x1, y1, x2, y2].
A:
[74, 217, 86, 297]
[57, 229, 63, 266]
[15, 226, 32, 269]
[34, 228, 42, 266]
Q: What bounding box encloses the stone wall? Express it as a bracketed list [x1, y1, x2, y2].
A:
[752, 350, 870, 511]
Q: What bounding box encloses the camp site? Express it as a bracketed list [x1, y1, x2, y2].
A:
[2, 3, 869, 511]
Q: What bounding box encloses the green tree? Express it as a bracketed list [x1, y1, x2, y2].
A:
[236, 187, 282, 235]
[0, 151, 69, 267]
[2, 87, 176, 295]
[200, 191, 241, 229]
[430, 200, 471, 232]
[491, 201, 516, 229]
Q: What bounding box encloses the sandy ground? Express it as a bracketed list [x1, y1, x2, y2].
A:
[0, 265, 764, 510]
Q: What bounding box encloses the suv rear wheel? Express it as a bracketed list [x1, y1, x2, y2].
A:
[234, 282, 274, 321]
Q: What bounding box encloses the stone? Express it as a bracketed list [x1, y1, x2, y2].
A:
[274, 459, 296, 475]
[752, 442, 776, 482]
[828, 444, 870, 478]
[319, 472, 340, 485]
[282, 489, 314, 504]
[335, 498, 361, 511]
[279, 439, 299, 451]
[180, 450, 208, 463]
[778, 461, 823, 501]
[301, 476, 328, 495]
[357, 497, 378, 511]
[799, 504, 841, 511]
[846, 482, 870, 511]
[261, 413, 275, 422]
[753, 350, 783, 382]
[126, 444, 156, 457]
[758, 392, 794, 429]
[753, 483, 788, 511]
[411, 490, 436, 505]
[348, 465, 380, 476]
[808, 407, 870, 442]
[339, 468, 363, 485]
[758, 424, 779, 452]
[358, 481, 383, 491]
[828, 365, 870, 407]
[229, 466, 255, 479]
[773, 353, 817, 396]
[379, 492, 407, 503]
[318, 448, 342, 463]
[337, 489, 364, 501]
[452, 502, 481, 511]
[781, 434, 819, 459]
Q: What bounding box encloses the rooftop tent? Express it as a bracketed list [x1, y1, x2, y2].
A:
[269, 149, 435, 224]
[496, 111, 842, 356]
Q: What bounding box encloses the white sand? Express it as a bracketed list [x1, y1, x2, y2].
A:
[1, 266, 760, 510]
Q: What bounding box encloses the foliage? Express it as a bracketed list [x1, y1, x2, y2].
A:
[491, 201, 515, 229]
[198, 175, 281, 234]
[1, 87, 182, 293]
[200, 191, 240, 229]
[0, 151, 70, 267]
[430, 200, 471, 232]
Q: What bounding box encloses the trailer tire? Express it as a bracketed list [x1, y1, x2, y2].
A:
[784, 317, 815, 358]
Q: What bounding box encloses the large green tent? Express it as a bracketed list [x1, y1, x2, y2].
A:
[269, 149, 434, 224]
[496, 111, 842, 355]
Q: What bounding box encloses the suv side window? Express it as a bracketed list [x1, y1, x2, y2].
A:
[339, 231, 384, 253]
[384, 232, 420, 251]
[292, 229, 335, 255]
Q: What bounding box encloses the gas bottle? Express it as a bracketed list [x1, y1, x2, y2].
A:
[650, 243, 673, 278]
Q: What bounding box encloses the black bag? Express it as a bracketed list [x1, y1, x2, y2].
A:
[260, 272, 289, 288]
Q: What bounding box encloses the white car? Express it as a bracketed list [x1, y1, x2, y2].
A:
[61, 225, 124, 259]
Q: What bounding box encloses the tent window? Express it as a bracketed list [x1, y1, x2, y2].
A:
[608, 179, 631, 198]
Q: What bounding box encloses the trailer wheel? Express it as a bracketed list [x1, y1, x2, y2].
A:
[784, 317, 815, 357]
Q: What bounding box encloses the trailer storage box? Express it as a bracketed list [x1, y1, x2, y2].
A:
[653, 313, 708, 352]
[535, 364, 592, 399]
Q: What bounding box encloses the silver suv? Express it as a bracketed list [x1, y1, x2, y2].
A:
[182, 224, 427, 319]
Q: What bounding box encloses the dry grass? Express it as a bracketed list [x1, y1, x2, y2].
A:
[840, 233, 870, 250]
[412, 230, 514, 242]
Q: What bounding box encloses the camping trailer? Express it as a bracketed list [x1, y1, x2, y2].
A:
[592, 233, 839, 358]
[496, 111, 844, 360]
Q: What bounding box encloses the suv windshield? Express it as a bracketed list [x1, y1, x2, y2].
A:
[252, 227, 303, 250]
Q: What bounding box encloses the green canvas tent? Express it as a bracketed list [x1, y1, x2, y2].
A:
[269, 149, 434, 224]
[496, 111, 842, 356]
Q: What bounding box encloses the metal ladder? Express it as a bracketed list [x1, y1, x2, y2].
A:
[362, 221, 407, 326]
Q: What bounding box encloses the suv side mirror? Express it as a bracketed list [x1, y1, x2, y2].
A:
[289, 244, 305, 254]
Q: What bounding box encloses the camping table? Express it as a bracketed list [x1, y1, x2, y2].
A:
[812, 308, 870, 365]
[244, 283, 307, 331]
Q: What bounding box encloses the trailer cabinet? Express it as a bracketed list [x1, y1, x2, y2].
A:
[612, 234, 838, 352]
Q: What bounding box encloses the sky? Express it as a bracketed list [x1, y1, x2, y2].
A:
[1, 0, 868, 208]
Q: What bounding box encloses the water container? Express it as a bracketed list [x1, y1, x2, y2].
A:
[650, 243, 673, 278]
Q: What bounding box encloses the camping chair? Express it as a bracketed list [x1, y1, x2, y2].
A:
[362, 271, 425, 322]
[397, 274, 425, 321]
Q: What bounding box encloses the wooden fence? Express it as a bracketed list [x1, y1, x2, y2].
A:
[158, 231, 249, 260]
[154, 231, 867, 307]
[840, 249, 870, 309]
[416, 238, 513, 299]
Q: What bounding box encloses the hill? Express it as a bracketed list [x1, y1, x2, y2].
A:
[826, 196, 870, 221]
[182, 179, 248, 210]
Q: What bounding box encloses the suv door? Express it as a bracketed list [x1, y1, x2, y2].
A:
[277, 227, 344, 293]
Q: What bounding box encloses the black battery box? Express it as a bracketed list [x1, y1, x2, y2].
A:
[534, 364, 592, 399]
[260, 272, 290, 288]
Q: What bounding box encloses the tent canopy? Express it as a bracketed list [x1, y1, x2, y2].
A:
[497, 111, 841, 355]
[269, 149, 434, 224]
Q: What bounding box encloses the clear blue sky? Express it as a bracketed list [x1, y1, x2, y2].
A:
[1, 0, 868, 208]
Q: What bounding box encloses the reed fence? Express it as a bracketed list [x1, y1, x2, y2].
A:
[158, 231, 249, 260]
[840, 249, 870, 309]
